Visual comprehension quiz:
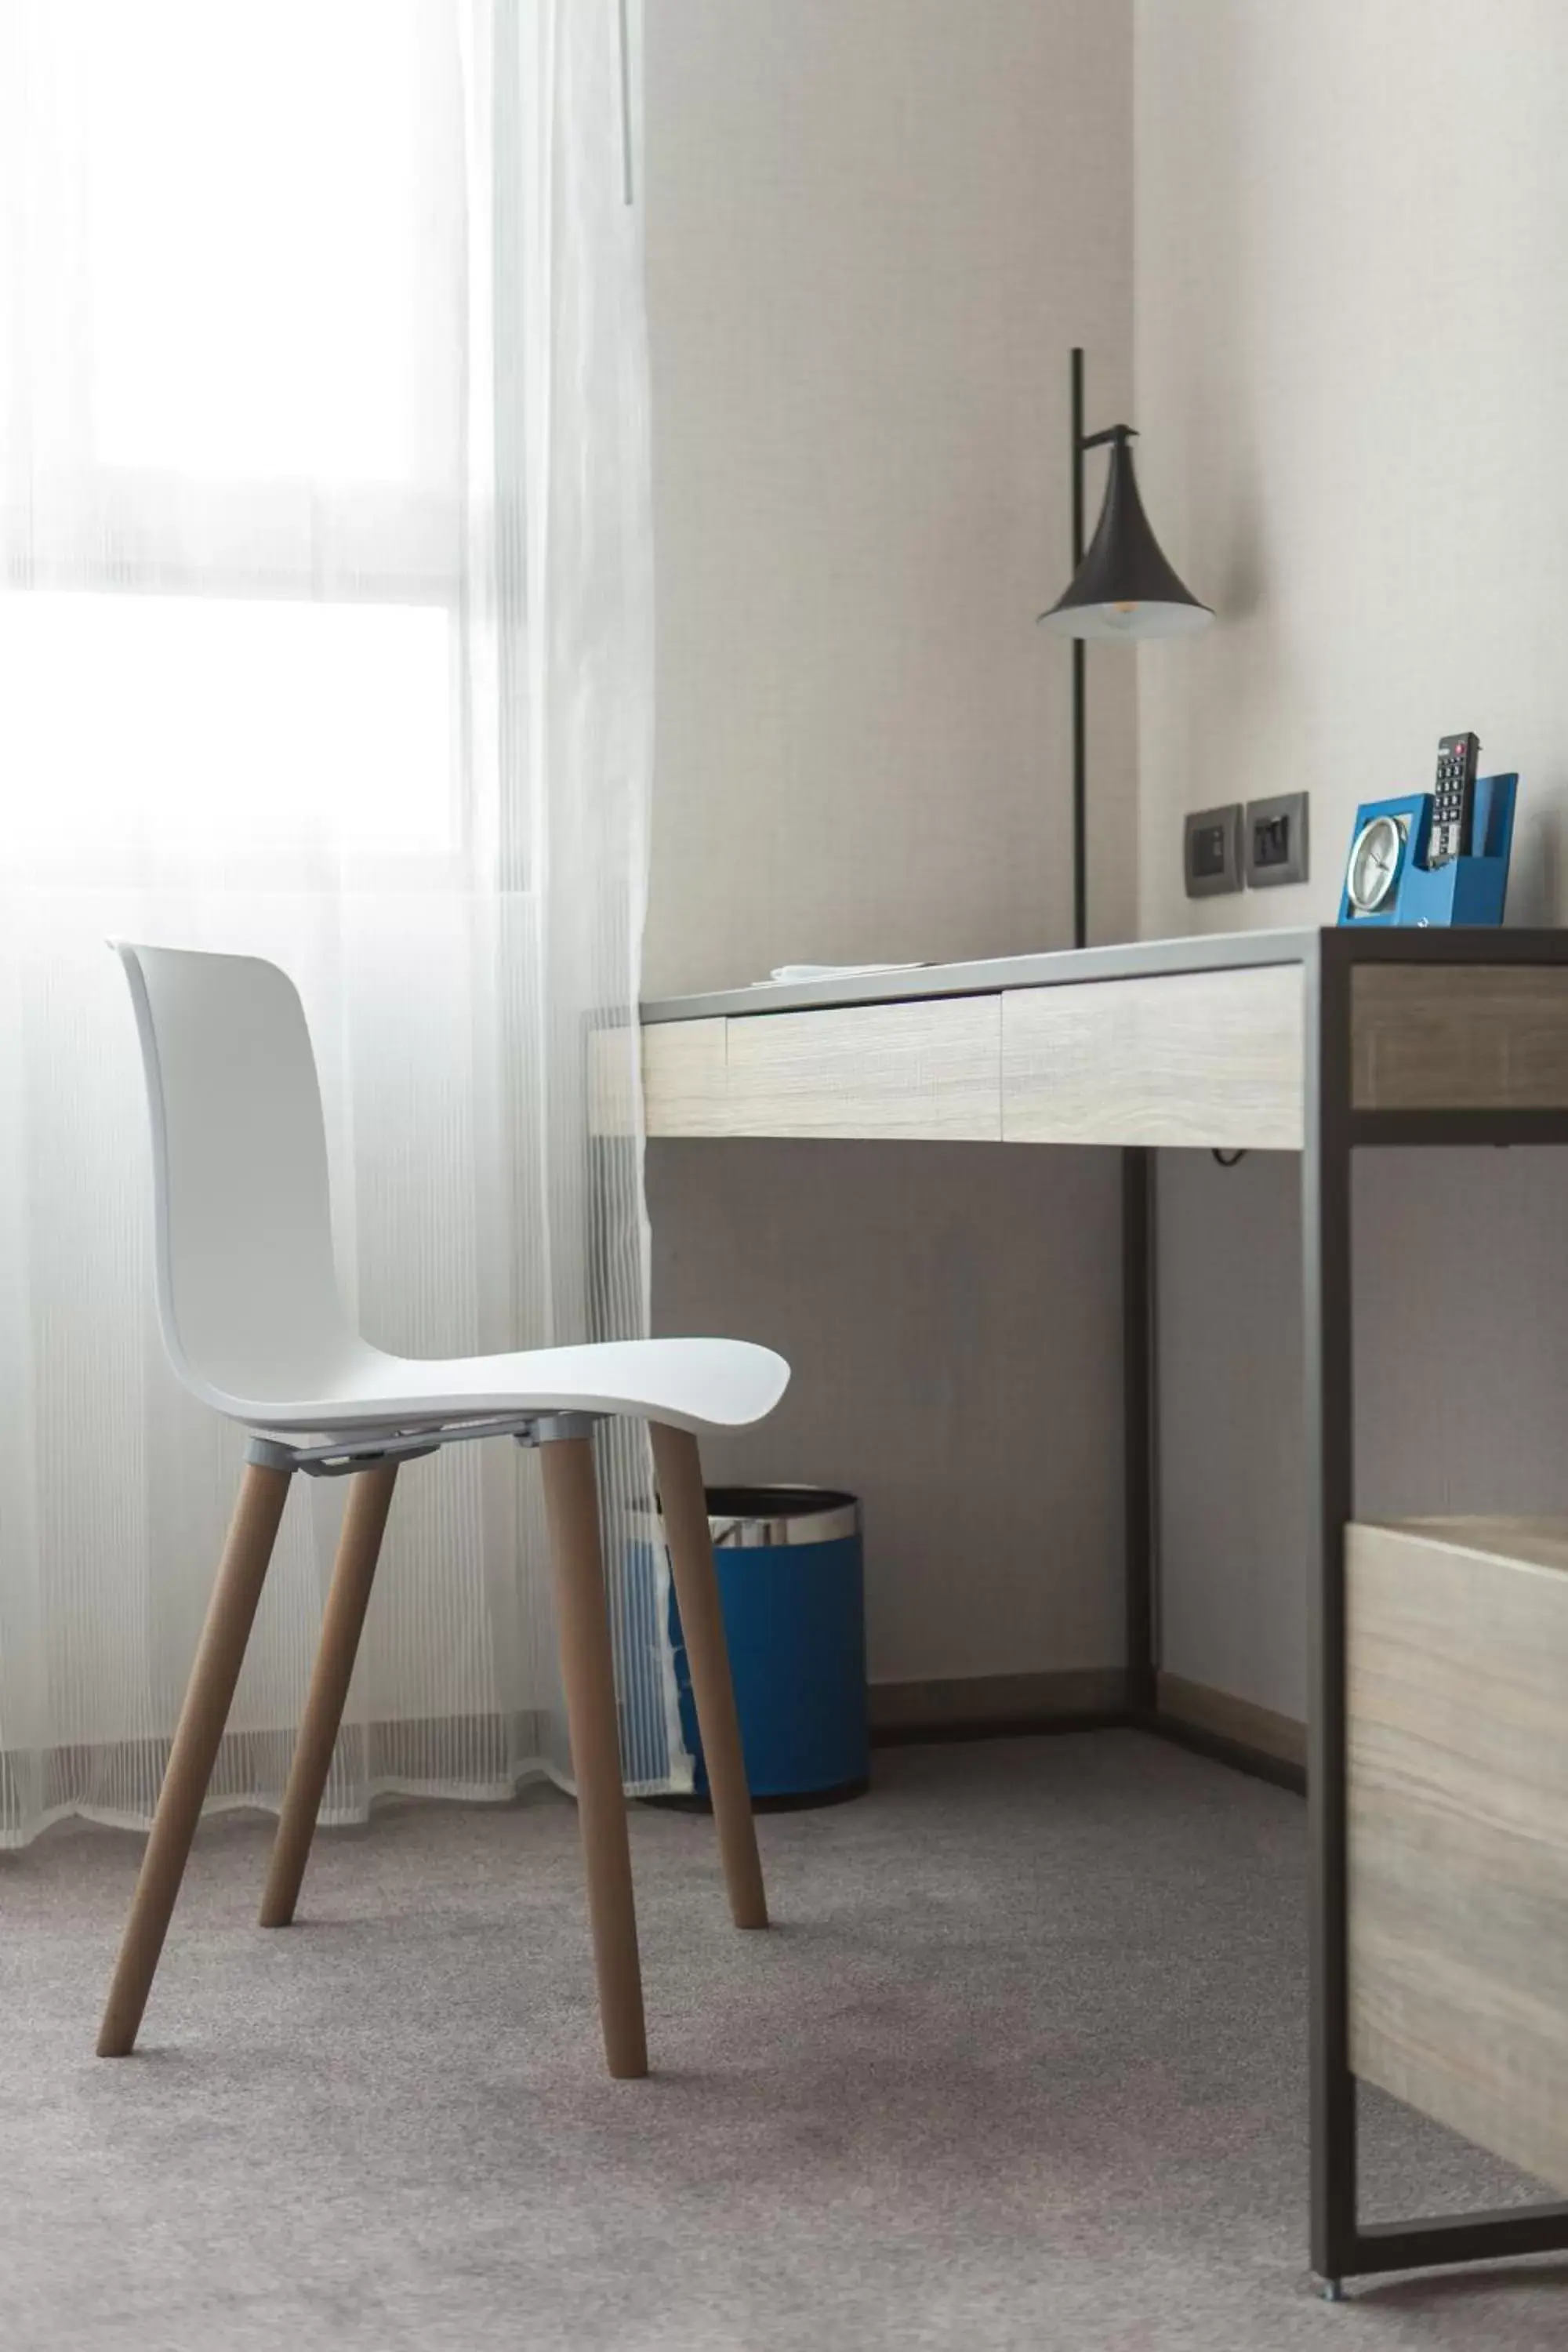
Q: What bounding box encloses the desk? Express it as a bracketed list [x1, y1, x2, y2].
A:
[637, 927, 1568, 2289]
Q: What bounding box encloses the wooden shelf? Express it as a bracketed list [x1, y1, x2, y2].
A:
[1348, 1516, 1568, 2192]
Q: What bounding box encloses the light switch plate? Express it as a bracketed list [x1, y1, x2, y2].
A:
[1185, 804, 1243, 898]
[1245, 791, 1309, 888]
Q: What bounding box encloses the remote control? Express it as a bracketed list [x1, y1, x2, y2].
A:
[1428, 732, 1479, 867]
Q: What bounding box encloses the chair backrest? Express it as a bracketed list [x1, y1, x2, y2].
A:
[114, 943, 358, 1413]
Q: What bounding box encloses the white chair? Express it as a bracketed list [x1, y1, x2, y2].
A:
[97, 943, 789, 2078]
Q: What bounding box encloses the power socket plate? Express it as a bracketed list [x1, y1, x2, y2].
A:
[1185, 804, 1243, 897]
[1246, 791, 1309, 888]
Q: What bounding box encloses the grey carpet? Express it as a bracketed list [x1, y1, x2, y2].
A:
[2, 1732, 1565, 2351]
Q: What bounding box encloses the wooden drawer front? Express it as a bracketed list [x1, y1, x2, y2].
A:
[1352, 964, 1568, 1111]
[1349, 1517, 1568, 2194]
[724, 996, 1001, 1140]
[641, 1018, 731, 1138]
[1002, 965, 1304, 1149]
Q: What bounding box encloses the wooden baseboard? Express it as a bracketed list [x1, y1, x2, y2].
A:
[869, 1667, 1130, 1743]
[865, 1665, 1308, 1782]
[1155, 1669, 1306, 1773]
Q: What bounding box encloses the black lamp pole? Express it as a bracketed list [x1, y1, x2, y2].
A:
[1070, 347, 1087, 952]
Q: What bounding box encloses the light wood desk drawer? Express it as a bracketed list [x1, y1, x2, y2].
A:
[1352, 964, 1568, 1111]
[1349, 1516, 1568, 2194]
[641, 1017, 730, 1138]
[1001, 964, 1305, 1150]
[724, 996, 1001, 1140]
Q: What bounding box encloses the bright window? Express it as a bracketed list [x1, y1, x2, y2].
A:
[0, 591, 454, 857]
[0, 0, 466, 863]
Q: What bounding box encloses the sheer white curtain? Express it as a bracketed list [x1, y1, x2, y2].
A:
[0, 0, 685, 1848]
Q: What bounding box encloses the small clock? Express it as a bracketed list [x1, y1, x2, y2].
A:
[1345, 812, 1406, 916]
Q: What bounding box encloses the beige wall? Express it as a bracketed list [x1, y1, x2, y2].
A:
[648, 1141, 1125, 1686]
[643, 1, 1135, 1690]
[644, 0, 1137, 999]
[642, 1, 1568, 1712]
[1134, 0, 1568, 939]
[1159, 1145, 1568, 1725]
[1135, 0, 1568, 1716]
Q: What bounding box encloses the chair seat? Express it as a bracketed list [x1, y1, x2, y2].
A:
[210, 1334, 790, 1438]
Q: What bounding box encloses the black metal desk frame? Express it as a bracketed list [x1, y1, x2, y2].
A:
[644, 924, 1568, 2293]
[1295, 926, 1568, 2293]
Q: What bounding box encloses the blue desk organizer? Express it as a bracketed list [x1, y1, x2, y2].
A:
[1338, 772, 1517, 927]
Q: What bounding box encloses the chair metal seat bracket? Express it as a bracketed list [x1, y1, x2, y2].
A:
[245, 1410, 602, 1479]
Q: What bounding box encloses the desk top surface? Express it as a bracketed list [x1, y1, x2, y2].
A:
[642, 928, 1317, 1024]
[640, 925, 1568, 1025]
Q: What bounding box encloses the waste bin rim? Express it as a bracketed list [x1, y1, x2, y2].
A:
[707, 1486, 859, 1548]
[642, 1484, 860, 1548]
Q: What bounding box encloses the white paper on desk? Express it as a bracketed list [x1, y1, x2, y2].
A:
[758, 962, 929, 985]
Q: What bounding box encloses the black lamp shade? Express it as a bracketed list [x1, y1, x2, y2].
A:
[1037, 429, 1211, 642]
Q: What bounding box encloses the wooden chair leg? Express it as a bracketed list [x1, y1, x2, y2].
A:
[539, 1432, 648, 2080]
[649, 1421, 768, 1931]
[259, 1461, 398, 1929]
[97, 1461, 292, 2057]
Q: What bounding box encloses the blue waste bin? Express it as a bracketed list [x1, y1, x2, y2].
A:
[668, 1486, 868, 1805]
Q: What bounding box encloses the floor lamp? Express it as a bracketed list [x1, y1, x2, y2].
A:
[1037, 348, 1212, 949]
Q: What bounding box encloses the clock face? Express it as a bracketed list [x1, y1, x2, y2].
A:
[1347, 815, 1404, 914]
